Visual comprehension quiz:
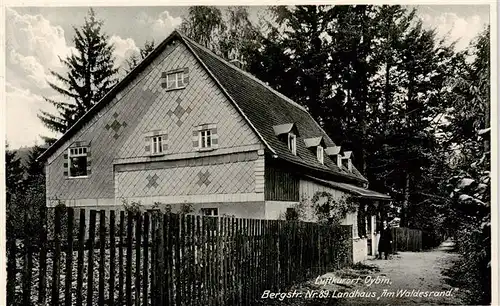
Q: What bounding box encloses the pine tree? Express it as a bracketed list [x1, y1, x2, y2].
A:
[39, 8, 118, 134]
[248, 6, 334, 123]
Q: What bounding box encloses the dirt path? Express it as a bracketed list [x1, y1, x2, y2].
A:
[327, 240, 464, 305]
[259, 240, 465, 305]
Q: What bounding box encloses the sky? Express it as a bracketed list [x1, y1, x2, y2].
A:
[4, 5, 491, 149]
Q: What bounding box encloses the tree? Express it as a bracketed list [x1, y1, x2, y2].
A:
[6, 144, 26, 240]
[180, 6, 261, 68]
[39, 8, 118, 134]
[219, 7, 261, 65]
[6, 144, 25, 204]
[179, 6, 226, 52]
[125, 40, 156, 73]
[441, 27, 490, 304]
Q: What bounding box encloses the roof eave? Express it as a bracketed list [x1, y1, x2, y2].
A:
[178, 33, 277, 156]
[37, 31, 183, 162]
[277, 156, 368, 184]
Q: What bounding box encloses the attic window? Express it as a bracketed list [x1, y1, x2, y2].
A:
[152, 136, 163, 154]
[288, 133, 297, 155]
[342, 158, 349, 169]
[316, 146, 324, 164]
[161, 68, 190, 91]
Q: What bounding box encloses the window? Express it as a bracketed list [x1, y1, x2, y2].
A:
[316, 146, 324, 164]
[199, 129, 212, 149]
[151, 136, 163, 154]
[166, 70, 188, 90]
[288, 133, 297, 155]
[68, 147, 88, 177]
[201, 208, 218, 216]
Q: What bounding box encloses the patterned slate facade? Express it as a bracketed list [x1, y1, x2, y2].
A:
[45, 38, 262, 210]
[115, 152, 259, 198]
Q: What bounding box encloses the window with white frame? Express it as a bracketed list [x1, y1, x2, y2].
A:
[68, 147, 88, 177]
[151, 136, 163, 154]
[166, 71, 188, 90]
[201, 207, 218, 216]
[288, 133, 297, 155]
[199, 129, 212, 149]
[316, 146, 324, 164]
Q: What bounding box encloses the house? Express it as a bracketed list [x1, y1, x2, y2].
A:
[38, 30, 391, 262]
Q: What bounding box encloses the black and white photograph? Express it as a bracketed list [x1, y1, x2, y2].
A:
[3, 3, 496, 306]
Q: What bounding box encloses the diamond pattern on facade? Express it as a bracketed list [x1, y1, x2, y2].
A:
[46, 41, 178, 202]
[196, 170, 211, 186]
[46, 40, 262, 207]
[116, 159, 255, 198]
[104, 112, 128, 139]
[146, 174, 159, 188]
[167, 97, 192, 127]
[117, 43, 260, 160]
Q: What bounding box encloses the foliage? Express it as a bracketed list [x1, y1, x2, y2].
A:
[121, 198, 144, 214]
[312, 192, 358, 225]
[179, 6, 226, 52]
[441, 26, 490, 305]
[180, 6, 261, 67]
[125, 40, 156, 73]
[39, 8, 119, 134]
[287, 192, 357, 226]
[179, 202, 194, 214]
[152, 201, 173, 214]
[6, 144, 48, 242]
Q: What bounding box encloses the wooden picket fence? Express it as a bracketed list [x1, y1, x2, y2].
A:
[391, 227, 423, 252]
[7, 206, 353, 306]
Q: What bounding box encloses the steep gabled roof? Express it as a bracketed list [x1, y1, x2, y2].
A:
[39, 30, 367, 184]
[180, 33, 367, 183]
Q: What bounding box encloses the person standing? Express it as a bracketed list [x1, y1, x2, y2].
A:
[378, 220, 393, 259]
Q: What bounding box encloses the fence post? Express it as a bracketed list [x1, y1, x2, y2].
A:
[87, 210, 97, 306]
[118, 211, 125, 305]
[51, 206, 62, 306]
[76, 209, 86, 306]
[6, 223, 17, 306]
[109, 210, 116, 306]
[22, 211, 33, 306]
[38, 204, 48, 305]
[98, 210, 106, 306]
[125, 212, 133, 306]
[134, 213, 142, 306]
[142, 213, 149, 306]
[64, 208, 74, 306]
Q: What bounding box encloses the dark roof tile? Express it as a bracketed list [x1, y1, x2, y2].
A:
[182, 34, 367, 183]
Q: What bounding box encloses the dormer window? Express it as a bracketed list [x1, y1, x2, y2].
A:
[342, 151, 353, 172]
[325, 146, 342, 169]
[316, 146, 324, 164]
[273, 123, 299, 155]
[288, 133, 297, 155]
